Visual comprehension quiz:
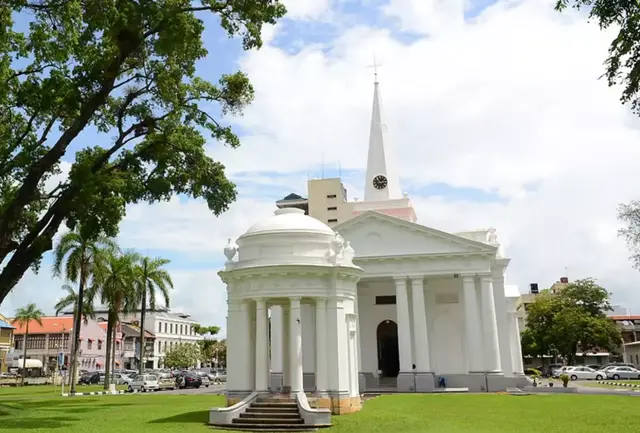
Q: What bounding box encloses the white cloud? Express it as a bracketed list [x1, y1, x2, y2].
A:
[281, 0, 332, 20]
[382, 0, 465, 35]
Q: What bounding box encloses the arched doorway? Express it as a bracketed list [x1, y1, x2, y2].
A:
[376, 320, 400, 377]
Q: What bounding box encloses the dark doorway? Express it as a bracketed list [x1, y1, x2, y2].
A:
[376, 320, 400, 377]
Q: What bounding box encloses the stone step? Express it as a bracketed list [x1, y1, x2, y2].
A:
[211, 423, 330, 431]
[257, 398, 296, 403]
[240, 412, 301, 419]
[251, 402, 298, 409]
[234, 418, 304, 425]
[246, 407, 299, 414]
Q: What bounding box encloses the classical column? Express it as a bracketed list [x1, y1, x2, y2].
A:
[270, 305, 283, 391]
[508, 311, 524, 375]
[289, 297, 304, 393]
[255, 299, 269, 391]
[410, 276, 431, 372]
[315, 298, 328, 394]
[394, 277, 414, 391]
[462, 276, 483, 373]
[480, 276, 502, 373]
[492, 275, 513, 377]
[281, 305, 291, 392]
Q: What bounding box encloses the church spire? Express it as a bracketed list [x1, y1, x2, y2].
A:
[364, 72, 402, 201]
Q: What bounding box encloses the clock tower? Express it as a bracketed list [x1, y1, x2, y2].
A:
[357, 73, 417, 222]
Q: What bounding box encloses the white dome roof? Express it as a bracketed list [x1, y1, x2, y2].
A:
[240, 208, 334, 238]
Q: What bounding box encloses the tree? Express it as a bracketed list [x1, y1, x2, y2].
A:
[163, 342, 201, 369]
[522, 278, 622, 365]
[0, 0, 287, 303]
[617, 201, 640, 268]
[93, 249, 138, 389]
[193, 324, 220, 365]
[133, 256, 173, 375]
[13, 303, 44, 383]
[52, 230, 115, 393]
[54, 284, 96, 324]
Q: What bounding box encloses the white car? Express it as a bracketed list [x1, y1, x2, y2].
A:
[605, 366, 640, 380]
[566, 366, 605, 381]
[552, 366, 575, 378]
[128, 374, 159, 392]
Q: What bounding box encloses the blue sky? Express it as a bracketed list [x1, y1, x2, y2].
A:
[4, 0, 640, 330]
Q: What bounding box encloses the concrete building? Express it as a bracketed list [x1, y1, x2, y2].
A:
[10, 316, 108, 373]
[0, 314, 15, 373]
[217, 77, 526, 421]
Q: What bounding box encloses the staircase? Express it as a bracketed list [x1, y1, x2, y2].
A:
[211, 396, 331, 432]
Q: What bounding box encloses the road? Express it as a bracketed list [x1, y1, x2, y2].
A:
[160, 383, 226, 395]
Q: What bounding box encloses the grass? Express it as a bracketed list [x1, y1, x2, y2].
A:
[0, 384, 127, 397]
[0, 387, 639, 432]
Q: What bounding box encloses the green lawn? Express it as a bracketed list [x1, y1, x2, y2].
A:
[0, 388, 638, 432]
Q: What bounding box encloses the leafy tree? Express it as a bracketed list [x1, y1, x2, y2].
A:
[0, 0, 287, 303]
[522, 278, 622, 365]
[132, 255, 172, 375]
[93, 249, 139, 389]
[52, 229, 115, 393]
[193, 324, 221, 336]
[193, 324, 220, 364]
[12, 303, 43, 383]
[163, 342, 201, 369]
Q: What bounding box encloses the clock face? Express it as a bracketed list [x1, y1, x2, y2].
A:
[372, 175, 388, 190]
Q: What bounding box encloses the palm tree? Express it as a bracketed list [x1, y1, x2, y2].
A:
[93, 249, 139, 389]
[54, 284, 96, 324]
[133, 256, 173, 375]
[13, 303, 44, 384]
[52, 229, 116, 394]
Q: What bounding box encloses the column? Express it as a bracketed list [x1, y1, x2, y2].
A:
[255, 299, 269, 391]
[289, 297, 304, 393]
[394, 277, 413, 386]
[315, 298, 328, 394]
[282, 305, 291, 391]
[270, 306, 283, 372]
[462, 276, 484, 373]
[410, 276, 431, 372]
[508, 312, 524, 374]
[480, 276, 502, 373]
[226, 300, 253, 395]
[492, 275, 513, 377]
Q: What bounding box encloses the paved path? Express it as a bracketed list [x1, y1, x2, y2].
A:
[160, 383, 226, 395]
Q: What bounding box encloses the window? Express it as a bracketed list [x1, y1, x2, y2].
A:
[327, 194, 336, 198]
[375, 296, 397, 305]
[180, 324, 183, 334]
[327, 206, 337, 211]
[98, 340, 102, 350]
[170, 323, 173, 334]
[164, 322, 167, 333]
[14, 337, 23, 350]
[158, 321, 162, 332]
[328, 218, 338, 223]
[87, 339, 93, 350]
[158, 341, 162, 353]
[164, 341, 167, 352]
[26, 335, 45, 350]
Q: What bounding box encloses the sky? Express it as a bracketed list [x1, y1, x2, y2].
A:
[3, 0, 640, 337]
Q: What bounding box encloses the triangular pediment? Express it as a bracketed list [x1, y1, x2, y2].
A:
[334, 211, 496, 259]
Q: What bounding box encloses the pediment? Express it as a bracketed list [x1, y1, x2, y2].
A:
[334, 211, 496, 259]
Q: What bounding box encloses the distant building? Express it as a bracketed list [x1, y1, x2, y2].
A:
[96, 321, 156, 371]
[0, 313, 15, 373]
[10, 316, 108, 373]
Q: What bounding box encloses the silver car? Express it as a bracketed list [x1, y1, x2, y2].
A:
[606, 366, 640, 380]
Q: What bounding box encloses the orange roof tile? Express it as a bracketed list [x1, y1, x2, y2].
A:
[10, 316, 74, 335]
[610, 315, 640, 321]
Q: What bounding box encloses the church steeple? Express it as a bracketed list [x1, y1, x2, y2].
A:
[364, 74, 402, 202]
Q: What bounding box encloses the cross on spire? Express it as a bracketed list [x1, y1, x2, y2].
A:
[368, 55, 382, 83]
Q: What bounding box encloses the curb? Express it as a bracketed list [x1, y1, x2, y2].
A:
[62, 390, 139, 397]
[597, 381, 640, 389]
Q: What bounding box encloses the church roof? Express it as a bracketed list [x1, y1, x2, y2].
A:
[241, 208, 334, 238]
[334, 210, 497, 254]
[280, 193, 305, 201]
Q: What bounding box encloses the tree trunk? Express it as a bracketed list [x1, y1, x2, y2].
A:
[21, 323, 29, 385]
[139, 287, 147, 376]
[69, 267, 86, 394]
[103, 313, 114, 390]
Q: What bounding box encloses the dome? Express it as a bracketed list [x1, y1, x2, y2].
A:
[240, 208, 335, 238]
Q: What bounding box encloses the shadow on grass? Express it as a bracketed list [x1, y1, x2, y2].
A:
[0, 416, 78, 430]
[9, 399, 134, 411]
[149, 410, 209, 424]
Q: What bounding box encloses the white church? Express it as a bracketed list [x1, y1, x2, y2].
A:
[214, 77, 526, 419]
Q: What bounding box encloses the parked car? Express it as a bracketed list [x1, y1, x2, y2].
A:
[157, 372, 175, 391]
[176, 372, 202, 389]
[112, 373, 134, 385]
[567, 366, 604, 381]
[552, 366, 575, 378]
[605, 366, 640, 380]
[128, 374, 159, 392]
[196, 371, 210, 387]
[79, 371, 104, 385]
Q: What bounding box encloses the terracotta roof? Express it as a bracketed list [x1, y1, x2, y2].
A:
[610, 315, 640, 321]
[11, 316, 74, 334]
